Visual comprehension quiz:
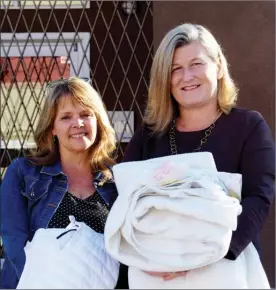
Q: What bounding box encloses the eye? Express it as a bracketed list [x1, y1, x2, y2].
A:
[81, 112, 93, 118]
[191, 62, 202, 67]
[61, 115, 70, 120]
[172, 67, 182, 73]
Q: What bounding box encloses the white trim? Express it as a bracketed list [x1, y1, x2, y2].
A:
[0, 32, 90, 77]
[0, 0, 90, 9]
[108, 111, 134, 143]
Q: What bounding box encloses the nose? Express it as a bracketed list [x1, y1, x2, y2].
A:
[182, 67, 194, 82]
[72, 117, 84, 128]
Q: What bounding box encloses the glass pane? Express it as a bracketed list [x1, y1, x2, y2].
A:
[0, 56, 70, 150]
[22, 0, 87, 7]
[0, 0, 12, 8]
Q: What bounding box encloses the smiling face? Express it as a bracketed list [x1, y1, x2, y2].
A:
[52, 96, 97, 156]
[171, 41, 222, 109]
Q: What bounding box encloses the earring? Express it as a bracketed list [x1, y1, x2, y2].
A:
[53, 135, 58, 143]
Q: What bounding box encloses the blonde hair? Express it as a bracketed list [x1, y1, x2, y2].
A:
[145, 23, 238, 134]
[31, 77, 116, 180]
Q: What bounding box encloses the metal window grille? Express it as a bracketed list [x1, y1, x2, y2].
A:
[0, 0, 153, 179]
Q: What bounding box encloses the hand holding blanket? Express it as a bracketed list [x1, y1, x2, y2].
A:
[104, 152, 270, 289]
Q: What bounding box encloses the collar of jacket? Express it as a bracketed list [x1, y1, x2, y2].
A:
[39, 159, 107, 185]
[40, 159, 63, 176]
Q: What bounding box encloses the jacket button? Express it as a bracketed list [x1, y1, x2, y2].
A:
[31, 192, 35, 198]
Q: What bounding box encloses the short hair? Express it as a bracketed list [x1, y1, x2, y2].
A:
[145, 23, 238, 134]
[31, 77, 116, 179]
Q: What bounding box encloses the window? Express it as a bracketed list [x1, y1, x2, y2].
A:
[1, 56, 71, 149]
[0, 0, 90, 9]
[0, 32, 90, 150]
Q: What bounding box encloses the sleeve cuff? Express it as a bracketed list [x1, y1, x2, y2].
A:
[224, 249, 236, 260]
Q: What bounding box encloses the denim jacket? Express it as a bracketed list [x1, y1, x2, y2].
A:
[0, 157, 118, 289]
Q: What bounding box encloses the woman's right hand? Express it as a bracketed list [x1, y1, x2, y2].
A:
[144, 270, 187, 281]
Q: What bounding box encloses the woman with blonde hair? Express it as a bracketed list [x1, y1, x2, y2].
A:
[1, 77, 128, 289]
[123, 23, 275, 281]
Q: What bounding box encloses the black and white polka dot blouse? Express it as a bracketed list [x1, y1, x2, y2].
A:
[47, 191, 109, 233]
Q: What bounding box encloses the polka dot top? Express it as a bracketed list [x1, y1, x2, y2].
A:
[47, 191, 109, 234]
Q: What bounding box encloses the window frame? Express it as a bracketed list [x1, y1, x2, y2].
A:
[0, 0, 90, 9]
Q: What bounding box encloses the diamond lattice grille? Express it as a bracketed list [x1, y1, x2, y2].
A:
[0, 0, 153, 178]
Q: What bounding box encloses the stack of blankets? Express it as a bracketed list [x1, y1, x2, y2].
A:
[105, 152, 270, 289]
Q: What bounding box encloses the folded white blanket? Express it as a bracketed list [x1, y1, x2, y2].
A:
[104, 152, 270, 289]
[17, 216, 120, 289]
[128, 243, 269, 289]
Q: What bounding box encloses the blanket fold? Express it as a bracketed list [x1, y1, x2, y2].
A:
[105, 152, 270, 289]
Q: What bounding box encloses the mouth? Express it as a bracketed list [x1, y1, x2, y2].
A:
[181, 85, 201, 91]
[70, 132, 88, 139]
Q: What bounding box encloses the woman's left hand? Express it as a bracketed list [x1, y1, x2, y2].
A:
[144, 271, 187, 281]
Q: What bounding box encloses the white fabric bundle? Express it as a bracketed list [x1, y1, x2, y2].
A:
[104, 152, 270, 289]
[17, 216, 120, 289]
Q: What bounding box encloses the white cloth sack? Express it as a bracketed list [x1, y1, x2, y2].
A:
[104, 152, 270, 289]
[17, 216, 119, 289]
